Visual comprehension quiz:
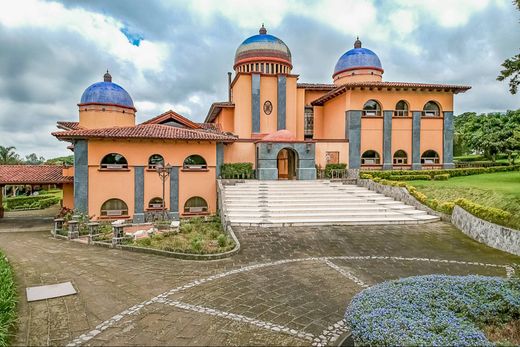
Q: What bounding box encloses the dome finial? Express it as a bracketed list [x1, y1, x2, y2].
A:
[104, 70, 112, 82]
[259, 23, 267, 35]
[354, 37, 362, 48]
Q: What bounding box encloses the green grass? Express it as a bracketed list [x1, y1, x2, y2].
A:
[0, 250, 16, 347]
[408, 171, 520, 229]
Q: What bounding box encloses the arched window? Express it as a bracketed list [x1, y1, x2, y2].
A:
[393, 150, 408, 165]
[148, 154, 164, 169]
[423, 101, 441, 117]
[100, 153, 128, 169]
[184, 196, 208, 214]
[363, 100, 382, 117]
[361, 150, 381, 165]
[100, 199, 128, 216]
[148, 197, 164, 209]
[394, 100, 409, 117]
[421, 150, 440, 164]
[183, 155, 207, 170]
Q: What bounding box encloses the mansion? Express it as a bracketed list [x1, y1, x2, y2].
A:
[52, 25, 470, 221]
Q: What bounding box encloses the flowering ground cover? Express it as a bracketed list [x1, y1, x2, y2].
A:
[346, 275, 520, 346]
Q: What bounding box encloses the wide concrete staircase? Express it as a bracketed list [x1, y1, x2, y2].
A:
[222, 180, 439, 227]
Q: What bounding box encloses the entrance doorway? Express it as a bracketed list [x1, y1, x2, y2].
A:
[277, 148, 298, 180]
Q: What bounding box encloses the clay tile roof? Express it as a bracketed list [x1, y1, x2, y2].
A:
[259, 129, 296, 142]
[0, 165, 73, 185]
[205, 102, 235, 123]
[57, 121, 83, 131]
[52, 124, 237, 142]
[141, 110, 201, 129]
[297, 83, 336, 90]
[311, 81, 472, 106]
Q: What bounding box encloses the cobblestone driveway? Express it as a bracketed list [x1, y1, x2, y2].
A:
[0, 221, 518, 346]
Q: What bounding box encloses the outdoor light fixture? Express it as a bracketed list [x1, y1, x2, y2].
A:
[267, 143, 273, 153]
[306, 143, 312, 152]
[156, 163, 172, 219]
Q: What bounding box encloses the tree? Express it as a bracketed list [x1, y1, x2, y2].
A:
[24, 153, 46, 165]
[497, 0, 520, 94]
[45, 155, 74, 165]
[0, 146, 21, 164]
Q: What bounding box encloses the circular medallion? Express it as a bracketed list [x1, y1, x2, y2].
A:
[263, 101, 273, 115]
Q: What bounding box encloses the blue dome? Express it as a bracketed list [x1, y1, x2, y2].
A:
[80, 72, 134, 109]
[235, 25, 291, 66]
[333, 39, 382, 77]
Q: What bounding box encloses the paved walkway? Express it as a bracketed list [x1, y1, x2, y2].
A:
[0, 220, 518, 346]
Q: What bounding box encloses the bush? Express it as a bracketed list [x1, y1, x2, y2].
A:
[364, 165, 519, 181]
[325, 163, 347, 178]
[455, 198, 511, 225]
[0, 251, 16, 347]
[346, 275, 520, 346]
[217, 234, 227, 247]
[433, 174, 450, 180]
[388, 174, 431, 181]
[220, 162, 255, 179]
[4, 195, 61, 210]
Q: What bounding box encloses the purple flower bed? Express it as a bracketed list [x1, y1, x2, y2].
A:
[345, 275, 520, 346]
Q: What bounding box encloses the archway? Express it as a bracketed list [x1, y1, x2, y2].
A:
[277, 148, 298, 180]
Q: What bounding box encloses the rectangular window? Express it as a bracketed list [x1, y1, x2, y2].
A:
[326, 151, 339, 165]
[304, 106, 314, 139]
[261, 63, 264, 73]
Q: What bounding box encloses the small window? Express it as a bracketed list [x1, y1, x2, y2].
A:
[423, 101, 441, 117]
[421, 150, 440, 164]
[326, 151, 339, 165]
[363, 100, 382, 117]
[304, 106, 314, 139]
[184, 196, 208, 214]
[148, 197, 164, 209]
[361, 150, 381, 165]
[394, 100, 409, 117]
[100, 153, 128, 169]
[183, 155, 207, 170]
[100, 199, 128, 216]
[148, 154, 164, 169]
[393, 150, 408, 165]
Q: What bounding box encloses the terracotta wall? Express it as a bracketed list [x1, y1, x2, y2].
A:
[420, 118, 444, 163]
[322, 94, 346, 139]
[231, 74, 252, 138]
[360, 118, 384, 158]
[223, 142, 256, 167]
[286, 76, 300, 139]
[79, 105, 135, 129]
[347, 89, 453, 112]
[315, 142, 349, 168]
[216, 108, 235, 133]
[260, 75, 278, 134]
[62, 183, 74, 209]
[391, 118, 413, 163]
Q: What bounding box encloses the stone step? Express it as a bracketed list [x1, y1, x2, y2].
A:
[225, 205, 416, 213]
[224, 196, 393, 203]
[226, 211, 428, 218]
[224, 201, 406, 209]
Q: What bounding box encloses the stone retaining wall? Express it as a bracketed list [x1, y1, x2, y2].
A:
[451, 205, 520, 256]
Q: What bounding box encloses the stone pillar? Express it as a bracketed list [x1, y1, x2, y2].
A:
[169, 166, 179, 220]
[411, 111, 422, 170]
[277, 75, 286, 130]
[347, 111, 362, 169]
[216, 143, 224, 178]
[383, 111, 393, 170]
[133, 166, 145, 223]
[73, 139, 88, 213]
[0, 185, 4, 218]
[252, 73, 261, 133]
[443, 111, 455, 169]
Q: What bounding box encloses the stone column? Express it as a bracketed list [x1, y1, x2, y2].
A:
[277, 75, 287, 130]
[0, 185, 4, 218]
[443, 111, 455, 169]
[252, 73, 261, 133]
[347, 111, 362, 169]
[133, 166, 145, 223]
[383, 111, 393, 170]
[411, 111, 422, 170]
[169, 166, 179, 220]
[216, 143, 224, 178]
[73, 139, 88, 214]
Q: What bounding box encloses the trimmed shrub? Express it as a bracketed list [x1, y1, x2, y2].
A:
[388, 174, 431, 181]
[220, 162, 255, 179]
[439, 201, 455, 214]
[346, 275, 520, 346]
[433, 174, 450, 180]
[359, 173, 373, 179]
[325, 163, 347, 178]
[455, 198, 511, 225]
[4, 195, 60, 210]
[0, 251, 16, 347]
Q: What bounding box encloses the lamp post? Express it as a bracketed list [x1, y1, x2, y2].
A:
[156, 163, 172, 220]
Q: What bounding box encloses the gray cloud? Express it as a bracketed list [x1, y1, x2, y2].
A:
[1, 0, 519, 159]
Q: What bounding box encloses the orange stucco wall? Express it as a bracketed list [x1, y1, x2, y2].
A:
[62, 183, 74, 209]
[315, 142, 349, 168]
[223, 142, 256, 167]
[322, 94, 346, 139]
[313, 106, 324, 139]
[216, 108, 235, 133]
[360, 118, 384, 159]
[260, 75, 278, 134]
[79, 105, 135, 129]
[391, 118, 413, 164]
[231, 74, 252, 138]
[286, 76, 300, 139]
[86, 139, 217, 219]
[421, 118, 444, 163]
[334, 68, 383, 85]
[347, 89, 453, 112]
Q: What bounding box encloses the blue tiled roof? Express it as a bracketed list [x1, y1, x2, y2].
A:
[334, 47, 382, 76]
[234, 26, 292, 65]
[80, 81, 134, 108]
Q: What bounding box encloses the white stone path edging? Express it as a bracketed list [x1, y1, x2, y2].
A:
[66, 256, 516, 347]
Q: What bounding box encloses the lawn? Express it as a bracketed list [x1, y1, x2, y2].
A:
[407, 171, 520, 229]
[0, 250, 16, 347]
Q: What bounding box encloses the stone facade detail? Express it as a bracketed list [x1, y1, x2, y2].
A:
[277, 75, 286, 130]
[133, 166, 145, 223]
[382, 110, 393, 170]
[347, 111, 362, 169]
[443, 111, 455, 169]
[73, 139, 88, 214]
[452, 206, 520, 256]
[169, 166, 179, 220]
[256, 142, 316, 180]
[411, 111, 421, 170]
[252, 73, 261, 133]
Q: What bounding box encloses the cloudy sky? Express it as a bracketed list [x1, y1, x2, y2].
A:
[0, 0, 519, 158]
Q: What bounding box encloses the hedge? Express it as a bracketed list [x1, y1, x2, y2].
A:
[387, 174, 431, 181]
[4, 195, 60, 210]
[346, 275, 520, 346]
[220, 162, 255, 179]
[455, 198, 511, 225]
[324, 163, 347, 178]
[433, 174, 450, 180]
[363, 165, 519, 180]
